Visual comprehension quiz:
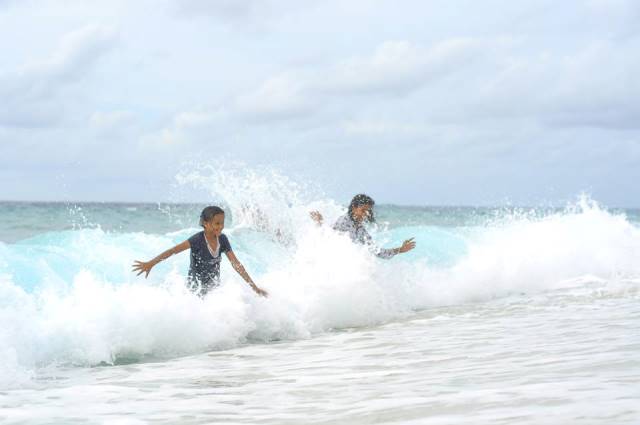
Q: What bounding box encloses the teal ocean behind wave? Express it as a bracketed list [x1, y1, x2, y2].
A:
[1, 168, 639, 424]
[3, 201, 639, 244]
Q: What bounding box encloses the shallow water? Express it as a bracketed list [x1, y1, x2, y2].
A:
[1, 169, 639, 423]
[3, 285, 638, 424]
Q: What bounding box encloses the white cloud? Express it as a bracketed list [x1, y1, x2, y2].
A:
[2, 0, 639, 205]
[141, 110, 220, 147]
[45, 25, 116, 79]
[234, 72, 313, 121]
[586, 0, 640, 35]
[448, 39, 640, 129]
[232, 38, 484, 123]
[174, 111, 214, 128]
[90, 110, 134, 129]
[324, 39, 482, 95]
[0, 0, 18, 9]
[171, 0, 316, 31]
[174, 0, 264, 20]
[230, 34, 640, 132]
[343, 119, 428, 137]
[0, 25, 117, 128]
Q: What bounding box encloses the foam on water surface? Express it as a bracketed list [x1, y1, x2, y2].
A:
[0, 168, 639, 399]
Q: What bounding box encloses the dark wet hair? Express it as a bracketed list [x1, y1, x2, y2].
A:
[348, 194, 375, 223]
[199, 206, 225, 227]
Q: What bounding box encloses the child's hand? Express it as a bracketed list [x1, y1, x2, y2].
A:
[253, 286, 269, 298]
[398, 238, 416, 253]
[132, 260, 154, 278]
[309, 210, 324, 225]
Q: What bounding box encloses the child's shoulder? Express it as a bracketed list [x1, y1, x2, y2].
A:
[220, 233, 232, 249]
[188, 230, 204, 243]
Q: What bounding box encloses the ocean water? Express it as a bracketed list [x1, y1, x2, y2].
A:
[1, 170, 639, 424]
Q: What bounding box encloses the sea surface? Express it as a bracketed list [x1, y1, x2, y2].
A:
[1, 171, 639, 424]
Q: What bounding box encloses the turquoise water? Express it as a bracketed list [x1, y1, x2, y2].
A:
[2, 200, 637, 291]
[1, 172, 639, 424]
[3, 201, 638, 243]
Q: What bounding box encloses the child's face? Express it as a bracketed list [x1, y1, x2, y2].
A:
[352, 204, 372, 223]
[204, 213, 225, 236]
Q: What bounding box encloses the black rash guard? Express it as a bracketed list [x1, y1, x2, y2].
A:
[187, 231, 232, 296]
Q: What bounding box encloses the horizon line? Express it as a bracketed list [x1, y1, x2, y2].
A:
[1, 199, 638, 210]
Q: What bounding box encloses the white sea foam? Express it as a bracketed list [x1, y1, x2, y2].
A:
[1, 170, 639, 389]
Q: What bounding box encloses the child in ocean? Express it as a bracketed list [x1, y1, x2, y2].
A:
[310, 194, 416, 258]
[132, 206, 268, 298]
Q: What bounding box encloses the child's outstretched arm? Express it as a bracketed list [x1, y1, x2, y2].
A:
[132, 240, 190, 278]
[376, 237, 416, 258]
[225, 251, 269, 297]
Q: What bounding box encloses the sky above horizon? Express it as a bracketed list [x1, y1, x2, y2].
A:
[1, 0, 639, 207]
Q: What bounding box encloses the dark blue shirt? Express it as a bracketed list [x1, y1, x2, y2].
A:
[187, 231, 232, 296]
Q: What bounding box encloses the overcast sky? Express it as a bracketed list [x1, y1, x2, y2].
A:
[1, 0, 639, 206]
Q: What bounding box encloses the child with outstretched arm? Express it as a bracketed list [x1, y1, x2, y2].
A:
[132, 206, 268, 298]
[310, 194, 415, 258]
